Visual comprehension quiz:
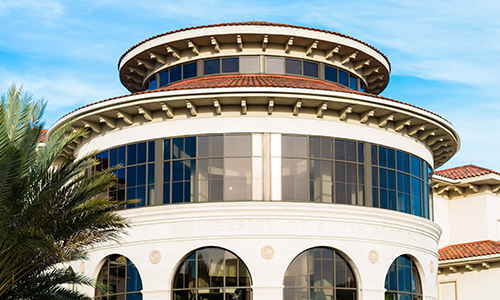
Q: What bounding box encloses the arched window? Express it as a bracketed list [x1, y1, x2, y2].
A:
[283, 247, 357, 300]
[384, 255, 422, 300]
[95, 254, 143, 300]
[173, 247, 252, 300]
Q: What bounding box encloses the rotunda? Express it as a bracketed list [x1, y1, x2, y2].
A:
[49, 22, 460, 300]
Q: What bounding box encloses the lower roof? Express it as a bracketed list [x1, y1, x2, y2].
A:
[435, 164, 500, 180]
[439, 240, 500, 261]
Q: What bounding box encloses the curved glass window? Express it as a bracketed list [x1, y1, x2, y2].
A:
[385, 256, 422, 300]
[145, 56, 366, 93]
[95, 255, 143, 300]
[173, 247, 252, 300]
[283, 247, 357, 300]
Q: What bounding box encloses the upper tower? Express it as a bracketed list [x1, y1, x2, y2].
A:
[118, 22, 391, 94]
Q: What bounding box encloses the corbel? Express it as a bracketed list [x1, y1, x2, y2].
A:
[97, 114, 116, 129]
[293, 100, 302, 116]
[126, 82, 142, 90]
[148, 51, 167, 64]
[449, 266, 457, 272]
[362, 67, 380, 77]
[128, 66, 146, 76]
[378, 113, 394, 127]
[325, 45, 341, 59]
[434, 147, 451, 156]
[137, 106, 153, 121]
[166, 45, 181, 59]
[453, 186, 464, 195]
[236, 35, 243, 51]
[394, 119, 411, 131]
[418, 130, 436, 140]
[213, 99, 222, 115]
[368, 82, 384, 90]
[135, 58, 155, 70]
[482, 262, 491, 269]
[186, 100, 197, 116]
[354, 59, 371, 70]
[360, 109, 375, 123]
[268, 98, 274, 114]
[161, 102, 174, 118]
[469, 184, 479, 193]
[426, 135, 445, 146]
[73, 137, 82, 144]
[187, 40, 200, 55]
[492, 185, 500, 193]
[116, 110, 134, 125]
[465, 264, 474, 271]
[408, 124, 427, 136]
[262, 35, 268, 51]
[83, 120, 101, 134]
[341, 51, 358, 65]
[67, 142, 77, 150]
[339, 105, 353, 121]
[316, 102, 328, 118]
[241, 98, 247, 115]
[305, 40, 319, 56]
[431, 141, 448, 151]
[285, 37, 294, 53]
[367, 74, 384, 83]
[125, 73, 143, 83]
[210, 36, 221, 53]
[437, 185, 450, 195]
[63, 147, 74, 155]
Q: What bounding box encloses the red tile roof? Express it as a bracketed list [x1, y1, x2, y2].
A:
[57, 74, 445, 122]
[435, 164, 500, 180]
[118, 21, 390, 69]
[439, 240, 500, 261]
[39, 129, 47, 143]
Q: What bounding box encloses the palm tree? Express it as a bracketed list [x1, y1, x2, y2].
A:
[0, 85, 131, 299]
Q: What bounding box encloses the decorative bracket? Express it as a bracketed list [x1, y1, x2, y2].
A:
[186, 100, 197, 116]
[325, 45, 341, 59]
[166, 45, 181, 59]
[293, 100, 302, 116]
[137, 106, 153, 121]
[305, 40, 319, 56]
[161, 102, 174, 118]
[339, 105, 353, 121]
[285, 37, 294, 53]
[187, 40, 200, 55]
[210, 36, 221, 53]
[316, 102, 328, 118]
[116, 110, 133, 125]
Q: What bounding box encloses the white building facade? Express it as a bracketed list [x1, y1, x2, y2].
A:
[49, 22, 461, 300]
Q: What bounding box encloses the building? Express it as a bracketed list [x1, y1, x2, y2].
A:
[48, 22, 462, 300]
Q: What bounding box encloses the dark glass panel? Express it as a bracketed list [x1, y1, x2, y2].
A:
[137, 142, 147, 164]
[126, 187, 136, 208]
[163, 162, 170, 182]
[336, 289, 356, 300]
[339, 70, 349, 86]
[349, 75, 357, 90]
[411, 156, 422, 178]
[346, 163, 357, 184]
[184, 160, 195, 181]
[185, 137, 196, 158]
[127, 144, 136, 166]
[358, 143, 364, 163]
[127, 166, 137, 187]
[379, 168, 387, 188]
[149, 76, 157, 90]
[371, 145, 378, 165]
[164, 139, 171, 160]
[397, 151, 410, 173]
[221, 57, 239, 73]
[388, 190, 396, 210]
[172, 182, 183, 203]
[388, 170, 396, 190]
[303, 61, 318, 77]
[325, 66, 338, 82]
[110, 148, 118, 167]
[335, 140, 345, 160]
[172, 161, 184, 182]
[285, 59, 302, 75]
[336, 183, 346, 204]
[159, 70, 169, 87]
[118, 146, 126, 166]
[183, 62, 197, 79]
[136, 186, 146, 207]
[345, 141, 356, 162]
[372, 187, 379, 207]
[172, 138, 183, 160]
[379, 146, 387, 167]
[380, 188, 388, 209]
[309, 137, 321, 158]
[358, 165, 365, 185]
[170, 66, 182, 83]
[360, 82, 365, 92]
[204, 58, 220, 75]
[137, 164, 146, 186]
[148, 141, 155, 162]
[387, 149, 395, 169]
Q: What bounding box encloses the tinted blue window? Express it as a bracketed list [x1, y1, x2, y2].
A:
[127, 166, 137, 187]
[285, 59, 302, 75]
[221, 57, 239, 73]
[163, 183, 170, 204]
[379, 168, 387, 188]
[325, 66, 337, 82]
[110, 148, 118, 167]
[379, 147, 387, 167]
[185, 160, 195, 180]
[380, 188, 388, 209]
[397, 151, 410, 173]
[303, 61, 318, 77]
[204, 59, 220, 75]
[127, 144, 136, 165]
[358, 165, 365, 185]
[164, 139, 171, 160]
[371, 145, 378, 165]
[148, 164, 154, 184]
[149, 77, 157, 90]
[388, 190, 396, 210]
[137, 165, 146, 186]
[163, 162, 170, 182]
[126, 187, 136, 208]
[360, 82, 365, 92]
[411, 156, 422, 178]
[183, 62, 197, 79]
[358, 143, 364, 163]
[388, 170, 396, 190]
[137, 186, 146, 207]
[148, 141, 155, 162]
[172, 161, 184, 181]
[170, 66, 182, 83]
[184, 181, 191, 202]
[137, 142, 147, 164]
[372, 187, 379, 207]
[118, 147, 126, 166]
[172, 182, 183, 203]
[159, 70, 169, 87]
[117, 168, 125, 183]
[387, 149, 395, 169]
[339, 71, 349, 86]
[184, 137, 196, 158]
[172, 138, 183, 159]
[349, 76, 357, 90]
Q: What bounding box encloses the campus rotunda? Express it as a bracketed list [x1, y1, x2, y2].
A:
[49, 22, 460, 300]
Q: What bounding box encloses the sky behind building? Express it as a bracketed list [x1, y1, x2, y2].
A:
[1, 0, 499, 170]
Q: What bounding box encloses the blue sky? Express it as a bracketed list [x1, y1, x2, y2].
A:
[1, 0, 499, 171]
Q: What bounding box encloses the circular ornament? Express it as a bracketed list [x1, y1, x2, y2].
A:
[430, 260, 434, 273]
[261, 245, 275, 260]
[368, 249, 379, 264]
[149, 249, 162, 264]
[79, 261, 86, 273]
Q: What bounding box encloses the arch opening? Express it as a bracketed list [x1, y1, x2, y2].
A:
[384, 255, 422, 300]
[95, 254, 143, 300]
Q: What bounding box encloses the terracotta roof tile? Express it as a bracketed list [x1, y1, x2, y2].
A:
[435, 164, 500, 180]
[439, 240, 500, 261]
[118, 21, 390, 69]
[57, 74, 445, 122]
[39, 129, 47, 143]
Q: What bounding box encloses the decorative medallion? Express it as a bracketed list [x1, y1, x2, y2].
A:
[261, 245, 275, 260]
[79, 261, 86, 273]
[149, 249, 162, 264]
[368, 249, 379, 264]
[430, 260, 434, 273]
